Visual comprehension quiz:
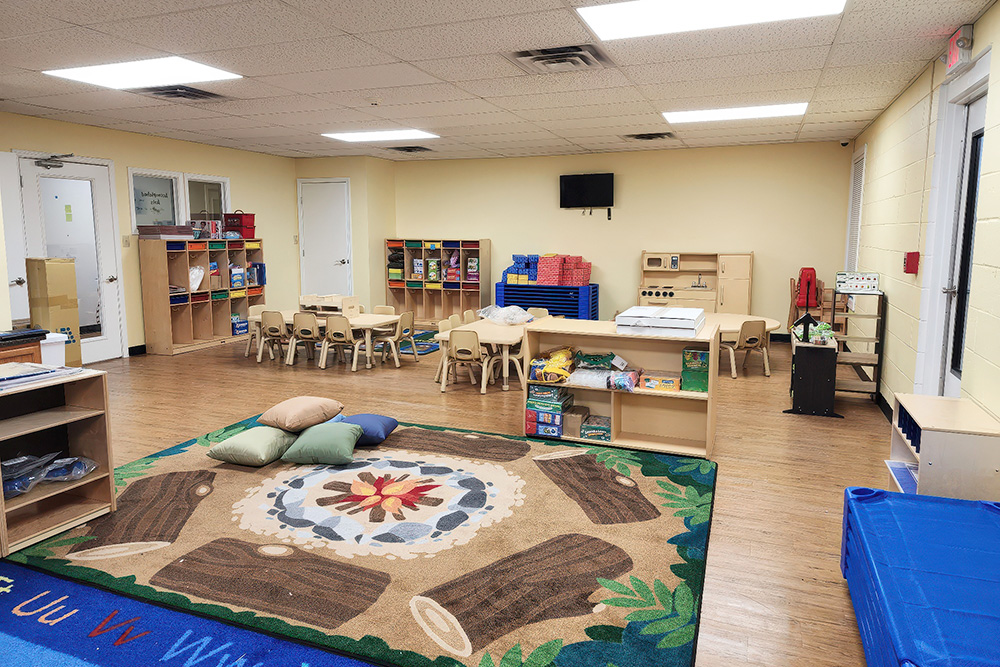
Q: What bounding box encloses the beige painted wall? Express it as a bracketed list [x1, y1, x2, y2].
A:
[855, 0, 1000, 416]
[0, 112, 300, 348]
[393, 143, 853, 324]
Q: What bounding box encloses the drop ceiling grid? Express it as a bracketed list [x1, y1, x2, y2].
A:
[0, 0, 993, 158]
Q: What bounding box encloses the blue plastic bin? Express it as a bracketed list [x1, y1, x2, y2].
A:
[495, 283, 599, 319]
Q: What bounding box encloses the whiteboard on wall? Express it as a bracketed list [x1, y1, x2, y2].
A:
[132, 175, 176, 226]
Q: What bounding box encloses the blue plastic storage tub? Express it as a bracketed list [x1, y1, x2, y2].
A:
[841, 487, 1000, 667]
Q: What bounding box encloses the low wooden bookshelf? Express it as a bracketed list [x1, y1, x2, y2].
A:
[522, 318, 718, 458]
[386, 239, 491, 328]
[0, 369, 115, 556]
[140, 238, 265, 355]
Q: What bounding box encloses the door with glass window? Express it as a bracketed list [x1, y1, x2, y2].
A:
[19, 159, 125, 364]
[943, 95, 986, 396]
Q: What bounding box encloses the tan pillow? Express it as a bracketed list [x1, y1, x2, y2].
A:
[257, 396, 344, 432]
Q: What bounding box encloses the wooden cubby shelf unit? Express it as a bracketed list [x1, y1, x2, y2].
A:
[386, 239, 491, 328]
[0, 369, 115, 556]
[522, 318, 718, 458]
[140, 239, 265, 355]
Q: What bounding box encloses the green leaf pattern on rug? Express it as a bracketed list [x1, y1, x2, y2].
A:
[113, 456, 160, 488]
[669, 460, 715, 476]
[598, 576, 698, 650]
[479, 640, 562, 667]
[585, 445, 643, 477]
[17, 535, 94, 559]
[655, 480, 713, 526]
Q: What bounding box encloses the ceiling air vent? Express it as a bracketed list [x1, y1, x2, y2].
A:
[386, 146, 432, 153]
[130, 85, 225, 101]
[623, 132, 676, 141]
[504, 44, 613, 74]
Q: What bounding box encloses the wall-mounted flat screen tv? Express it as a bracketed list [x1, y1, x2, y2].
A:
[560, 173, 614, 208]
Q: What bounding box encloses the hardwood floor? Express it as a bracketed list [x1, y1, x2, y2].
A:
[92, 339, 886, 667]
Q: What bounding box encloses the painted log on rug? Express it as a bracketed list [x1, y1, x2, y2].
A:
[67, 470, 216, 560]
[380, 427, 531, 462]
[533, 450, 660, 525]
[151, 538, 390, 628]
[410, 533, 632, 657]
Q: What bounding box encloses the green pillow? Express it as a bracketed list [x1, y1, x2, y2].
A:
[207, 426, 296, 467]
[281, 422, 363, 465]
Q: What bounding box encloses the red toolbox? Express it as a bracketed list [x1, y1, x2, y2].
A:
[223, 210, 256, 238]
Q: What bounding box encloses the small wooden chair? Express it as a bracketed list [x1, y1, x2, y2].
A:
[372, 305, 396, 336]
[245, 304, 267, 358]
[285, 312, 322, 365]
[721, 319, 770, 379]
[463, 309, 477, 324]
[434, 319, 454, 383]
[257, 311, 289, 363]
[375, 311, 418, 366]
[448, 313, 463, 328]
[374, 305, 395, 315]
[527, 307, 549, 318]
[441, 329, 497, 394]
[319, 315, 365, 372]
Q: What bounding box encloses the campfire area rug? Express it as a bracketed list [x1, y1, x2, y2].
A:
[4, 418, 717, 667]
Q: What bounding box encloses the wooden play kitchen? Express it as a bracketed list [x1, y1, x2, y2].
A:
[637, 251, 753, 314]
[385, 239, 491, 328]
[0, 369, 115, 556]
[139, 238, 265, 355]
[522, 318, 718, 458]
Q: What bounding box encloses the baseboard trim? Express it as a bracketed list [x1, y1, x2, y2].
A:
[877, 392, 892, 422]
[128, 345, 146, 356]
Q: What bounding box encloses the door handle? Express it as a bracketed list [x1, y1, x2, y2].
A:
[105, 275, 118, 283]
[9, 277, 25, 286]
[942, 286, 958, 295]
[336, 259, 349, 265]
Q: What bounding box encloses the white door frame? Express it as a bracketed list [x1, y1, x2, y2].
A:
[13, 149, 129, 359]
[914, 51, 990, 395]
[296, 178, 353, 295]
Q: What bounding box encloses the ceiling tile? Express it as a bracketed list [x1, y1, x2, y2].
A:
[258, 63, 440, 94]
[0, 70, 104, 98]
[213, 126, 312, 140]
[193, 78, 313, 100]
[812, 83, 899, 102]
[452, 129, 560, 143]
[410, 54, 527, 82]
[197, 95, 337, 116]
[819, 62, 929, 86]
[96, 104, 227, 122]
[659, 90, 815, 113]
[826, 38, 947, 68]
[457, 69, 631, 97]
[674, 122, 804, 139]
[803, 110, 879, 123]
[622, 47, 831, 85]
[602, 18, 842, 66]
[550, 123, 671, 139]
[13, 90, 169, 112]
[270, 107, 383, 127]
[836, 6, 977, 45]
[314, 82, 475, 108]
[0, 2, 73, 39]
[0, 27, 165, 71]
[0, 100, 63, 115]
[808, 99, 893, 114]
[464, 137, 578, 150]
[537, 113, 670, 132]
[156, 115, 268, 132]
[191, 36, 398, 77]
[31, 110, 116, 126]
[390, 110, 525, 130]
[364, 98, 503, 119]
[487, 87, 648, 111]
[640, 71, 823, 102]
[27, 0, 237, 27]
[358, 10, 592, 61]
[515, 101, 660, 123]
[798, 120, 873, 134]
[89, 0, 336, 55]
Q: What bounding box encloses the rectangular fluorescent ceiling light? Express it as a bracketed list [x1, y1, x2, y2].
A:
[664, 103, 808, 124]
[44, 56, 241, 89]
[578, 0, 847, 40]
[323, 129, 439, 142]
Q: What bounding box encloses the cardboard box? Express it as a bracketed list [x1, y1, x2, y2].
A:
[564, 406, 590, 438]
[536, 423, 562, 437]
[528, 384, 566, 400]
[210, 275, 224, 290]
[26, 257, 81, 367]
[581, 415, 611, 442]
[640, 370, 682, 392]
[681, 370, 709, 393]
[683, 348, 711, 372]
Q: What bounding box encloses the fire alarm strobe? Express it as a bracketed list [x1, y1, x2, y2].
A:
[904, 251, 919, 275]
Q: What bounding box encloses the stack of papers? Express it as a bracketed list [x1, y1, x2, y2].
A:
[615, 306, 705, 337]
[0, 362, 83, 390]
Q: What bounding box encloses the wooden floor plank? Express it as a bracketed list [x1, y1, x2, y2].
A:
[91, 340, 884, 667]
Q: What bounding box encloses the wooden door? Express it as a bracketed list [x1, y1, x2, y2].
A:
[718, 279, 750, 314]
[0, 342, 41, 364]
[718, 254, 752, 279]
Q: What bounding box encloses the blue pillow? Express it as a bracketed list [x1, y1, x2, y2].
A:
[337, 413, 398, 446]
[329, 414, 346, 423]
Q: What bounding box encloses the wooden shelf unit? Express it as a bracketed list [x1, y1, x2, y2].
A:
[832, 290, 885, 399]
[886, 392, 1000, 501]
[386, 239, 491, 328]
[140, 239, 265, 355]
[522, 318, 718, 458]
[0, 369, 115, 556]
[637, 251, 753, 314]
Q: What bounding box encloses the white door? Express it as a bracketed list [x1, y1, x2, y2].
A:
[0, 153, 29, 322]
[943, 95, 986, 396]
[20, 158, 125, 364]
[298, 179, 352, 296]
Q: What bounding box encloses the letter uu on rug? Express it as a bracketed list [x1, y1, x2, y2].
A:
[409, 533, 633, 657]
[68, 470, 216, 560]
[533, 450, 661, 524]
[150, 538, 390, 628]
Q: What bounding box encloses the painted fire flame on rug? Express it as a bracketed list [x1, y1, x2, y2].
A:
[233, 451, 526, 559]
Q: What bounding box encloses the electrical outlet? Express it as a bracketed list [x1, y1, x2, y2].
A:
[293, 234, 298, 244]
[122, 235, 131, 248]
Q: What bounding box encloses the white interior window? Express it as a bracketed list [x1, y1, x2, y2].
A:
[185, 173, 231, 220]
[128, 168, 184, 232]
[844, 146, 866, 272]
